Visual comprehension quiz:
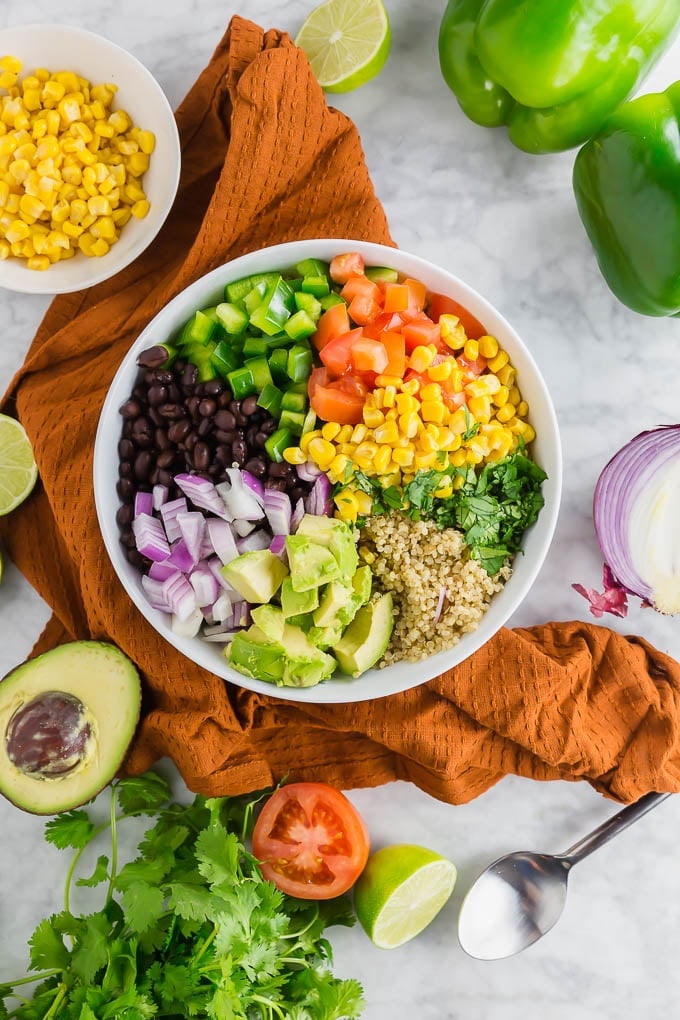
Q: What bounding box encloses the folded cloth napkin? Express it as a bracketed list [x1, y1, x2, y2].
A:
[3, 16, 680, 807]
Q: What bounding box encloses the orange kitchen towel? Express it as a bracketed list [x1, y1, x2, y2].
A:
[3, 15, 680, 808]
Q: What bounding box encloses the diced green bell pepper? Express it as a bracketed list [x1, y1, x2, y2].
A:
[319, 292, 346, 311]
[242, 337, 268, 358]
[279, 408, 306, 436]
[243, 281, 269, 314]
[177, 309, 218, 347]
[294, 291, 323, 320]
[227, 365, 257, 399]
[300, 275, 330, 298]
[438, 0, 680, 153]
[284, 310, 317, 341]
[281, 390, 308, 413]
[244, 356, 273, 391]
[365, 266, 399, 284]
[286, 345, 313, 383]
[215, 301, 248, 335]
[225, 271, 281, 303]
[211, 340, 241, 378]
[573, 81, 680, 316]
[257, 383, 284, 418]
[294, 258, 330, 278]
[249, 276, 296, 336]
[265, 427, 292, 462]
[268, 348, 290, 385]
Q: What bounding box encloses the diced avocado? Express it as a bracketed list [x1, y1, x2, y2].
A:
[313, 580, 355, 628]
[285, 534, 340, 592]
[287, 611, 315, 631]
[280, 577, 319, 618]
[250, 604, 285, 641]
[283, 656, 335, 687]
[308, 621, 345, 651]
[226, 633, 286, 684]
[332, 593, 395, 678]
[296, 514, 358, 578]
[221, 550, 288, 604]
[336, 565, 373, 627]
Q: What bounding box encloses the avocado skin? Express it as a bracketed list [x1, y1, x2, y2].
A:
[0, 641, 142, 816]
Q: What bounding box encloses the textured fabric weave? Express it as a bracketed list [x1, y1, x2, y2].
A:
[2, 17, 680, 807]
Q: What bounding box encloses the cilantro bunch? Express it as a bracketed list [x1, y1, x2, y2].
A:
[343, 446, 547, 575]
[0, 772, 364, 1020]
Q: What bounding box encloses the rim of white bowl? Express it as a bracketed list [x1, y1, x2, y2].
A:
[0, 23, 181, 295]
[94, 239, 562, 704]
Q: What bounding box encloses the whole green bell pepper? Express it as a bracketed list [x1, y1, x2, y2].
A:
[438, 0, 680, 154]
[573, 84, 680, 317]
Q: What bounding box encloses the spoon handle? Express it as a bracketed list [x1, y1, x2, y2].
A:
[561, 791, 671, 866]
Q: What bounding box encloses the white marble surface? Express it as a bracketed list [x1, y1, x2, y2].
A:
[2, 1, 680, 1017]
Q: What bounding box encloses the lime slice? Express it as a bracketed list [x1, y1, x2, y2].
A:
[353, 844, 457, 949]
[0, 414, 38, 516]
[295, 0, 391, 93]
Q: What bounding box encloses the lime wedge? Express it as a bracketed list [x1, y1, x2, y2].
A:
[295, 0, 391, 93]
[0, 414, 38, 516]
[353, 844, 457, 949]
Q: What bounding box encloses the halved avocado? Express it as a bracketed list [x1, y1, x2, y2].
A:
[0, 641, 142, 815]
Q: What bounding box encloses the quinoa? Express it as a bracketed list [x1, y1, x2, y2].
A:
[360, 512, 511, 665]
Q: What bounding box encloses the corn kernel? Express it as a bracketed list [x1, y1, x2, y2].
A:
[517, 400, 529, 418]
[468, 395, 491, 421]
[87, 194, 112, 217]
[434, 481, 453, 499]
[90, 236, 109, 257]
[355, 490, 374, 515]
[391, 447, 414, 467]
[418, 382, 440, 402]
[26, 253, 49, 270]
[478, 334, 499, 359]
[492, 385, 509, 408]
[427, 359, 452, 382]
[328, 454, 350, 482]
[5, 193, 19, 214]
[398, 412, 419, 439]
[5, 218, 29, 243]
[137, 130, 156, 154]
[319, 421, 340, 442]
[451, 449, 467, 468]
[409, 345, 434, 372]
[127, 152, 149, 177]
[463, 338, 479, 361]
[488, 349, 509, 373]
[363, 406, 385, 429]
[419, 431, 439, 454]
[0, 72, 18, 91]
[308, 437, 336, 469]
[0, 56, 22, 75]
[374, 374, 402, 389]
[508, 385, 521, 406]
[395, 393, 418, 415]
[495, 403, 516, 424]
[350, 423, 368, 444]
[283, 446, 306, 465]
[372, 445, 391, 474]
[112, 206, 131, 227]
[373, 421, 399, 445]
[401, 378, 420, 397]
[419, 400, 445, 424]
[496, 363, 516, 387]
[0, 239, 9, 259]
[382, 385, 397, 408]
[358, 545, 375, 565]
[334, 490, 359, 522]
[414, 451, 438, 470]
[108, 110, 130, 134]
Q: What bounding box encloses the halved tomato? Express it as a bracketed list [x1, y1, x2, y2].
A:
[252, 782, 370, 899]
[427, 292, 486, 340]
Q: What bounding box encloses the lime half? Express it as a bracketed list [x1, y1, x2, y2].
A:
[353, 844, 458, 949]
[295, 0, 391, 93]
[0, 414, 38, 516]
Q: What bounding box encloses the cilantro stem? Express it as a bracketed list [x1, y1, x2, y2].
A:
[280, 903, 319, 939]
[251, 993, 286, 1019]
[41, 982, 67, 1020]
[192, 926, 217, 965]
[2, 970, 62, 989]
[107, 784, 118, 902]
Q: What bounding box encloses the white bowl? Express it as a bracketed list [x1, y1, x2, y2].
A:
[94, 239, 562, 704]
[0, 23, 180, 294]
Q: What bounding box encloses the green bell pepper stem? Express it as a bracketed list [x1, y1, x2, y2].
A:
[573, 81, 680, 317]
[439, 0, 680, 154]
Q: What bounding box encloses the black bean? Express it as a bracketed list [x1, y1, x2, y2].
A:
[215, 429, 236, 443]
[197, 397, 215, 418]
[194, 441, 210, 471]
[268, 462, 291, 479]
[204, 378, 224, 396]
[167, 419, 192, 443]
[215, 444, 232, 464]
[150, 467, 160, 486]
[157, 449, 175, 469]
[121, 530, 137, 548]
[147, 407, 163, 426]
[195, 383, 207, 398]
[154, 370, 174, 384]
[182, 363, 198, 388]
[254, 431, 268, 447]
[265, 479, 287, 492]
[290, 486, 307, 504]
[229, 399, 241, 416]
[126, 548, 146, 568]
[147, 384, 168, 407]
[246, 426, 259, 446]
[158, 469, 174, 488]
[122, 420, 133, 438]
[218, 392, 232, 409]
[185, 432, 198, 453]
[134, 451, 154, 480]
[116, 504, 133, 527]
[196, 416, 211, 437]
[118, 438, 135, 460]
[120, 398, 142, 419]
[261, 418, 278, 435]
[131, 417, 153, 448]
[241, 395, 258, 416]
[231, 436, 247, 465]
[118, 462, 132, 479]
[158, 403, 185, 420]
[143, 370, 156, 385]
[185, 395, 201, 418]
[155, 427, 172, 451]
[136, 346, 169, 370]
[117, 478, 133, 501]
[215, 410, 236, 431]
[167, 384, 182, 403]
[245, 457, 267, 477]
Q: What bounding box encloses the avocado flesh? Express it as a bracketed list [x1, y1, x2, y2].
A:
[313, 580, 355, 628]
[226, 617, 336, 688]
[280, 577, 319, 618]
[0, 642, 141, 815]
[332, 593, 395, 678]
[222, 549, 288, 603]
[296, 514, 358, 577]
[285, 535, 340, 592]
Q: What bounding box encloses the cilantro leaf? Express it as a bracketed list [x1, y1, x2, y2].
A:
[70, 913, 112, 983]
[28, 917, 70, 972]
[120, 883, 166, 935]
[76, 855, 110, 889]
[115, 772, 171, 814]
[44, 809, 94, 850]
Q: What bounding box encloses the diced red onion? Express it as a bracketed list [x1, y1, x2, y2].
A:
[232, 517, 257, 537]
[237, 529, 272, 554]
[305, 473, 333, 516]
[217, 470, 265, 522]
[148, 560, 177, 581]
[206, 518, 239, 564]
[296, 460, 322, 483]
[133, 513, 171, 562]
[202, 628, 241, 642]
[212, 591, 233, 624]
[152, 484, 169, 511]
[175, 473, 229, 518]
[160, 497, 188, 543]
[264, 488, 292, 535]
[176, 511, 206, 564]
[141, 573, 172, 612]
[165, 573, 198, 621]
[231, 601, 250, 627]
[290, 497, 306, 533]
[590, 425, 680, 615]
[269, 534, 288, 563]
[167, 537, 197, 573]
[134, 491, 154, 518]
[188, 565, 220, 607]
[171, 607, 203, 637]
[207, 555, 235, 592]
[241, 469, 265, 502]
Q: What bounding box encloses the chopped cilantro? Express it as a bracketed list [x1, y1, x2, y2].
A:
[1, 772, 364, 1019]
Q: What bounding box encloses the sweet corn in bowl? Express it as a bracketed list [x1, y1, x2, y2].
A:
[0, 24, 180, 294]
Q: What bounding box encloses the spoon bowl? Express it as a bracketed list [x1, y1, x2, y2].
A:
[457, 791, 669, 961]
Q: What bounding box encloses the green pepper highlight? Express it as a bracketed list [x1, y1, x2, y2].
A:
[573, 82, 680, 317]
[438, 0, 680, 153]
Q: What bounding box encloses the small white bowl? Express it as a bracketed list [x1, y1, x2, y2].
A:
[94, 239, 562, 704]
[0, 23, 180, 294]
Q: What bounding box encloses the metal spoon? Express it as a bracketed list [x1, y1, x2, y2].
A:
[457, 791, 670, 960]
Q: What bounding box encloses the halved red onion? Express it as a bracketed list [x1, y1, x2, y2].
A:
[591, 425, 680, 614]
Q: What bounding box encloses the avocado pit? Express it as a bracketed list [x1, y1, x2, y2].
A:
[6, 691, 93, 778]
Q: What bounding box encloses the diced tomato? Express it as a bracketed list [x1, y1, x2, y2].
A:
[330, 252, 365, 285]
[319, 327, 363, 376]
[311, 382, 365, 424]
[340, 275, 380, 304]
[383, 283, 410, 313]
[458, 353, 488, 376]
[308, 365, 329, 399]
[442, 389, 467, 410]
[252, 782, 370, 900]
[312, 302, 350, 351]
[361, 311, 405, 339]
[350, 337, 389, 374]
[348, 293, 382, 325]
[427, 292, 486, 340]
[330, 373, 368, 400]
[381, 330, 406, 377]
[402, 277, 428, 317]
[402, 315, 441, 352]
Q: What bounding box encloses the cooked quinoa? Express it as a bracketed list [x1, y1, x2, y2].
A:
[360, 512, 511, 665]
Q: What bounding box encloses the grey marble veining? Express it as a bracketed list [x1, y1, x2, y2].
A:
[2, 2, 680, 1017]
